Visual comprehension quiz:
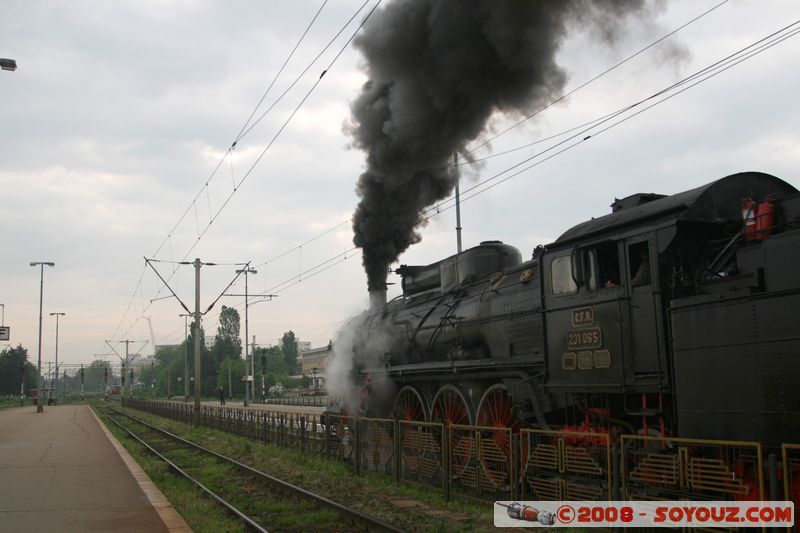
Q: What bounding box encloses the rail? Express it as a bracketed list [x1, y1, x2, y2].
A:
[106, 407, 403, 533]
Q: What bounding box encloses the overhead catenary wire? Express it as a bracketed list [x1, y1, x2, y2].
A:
[202, 249, 363, 336]
[203, 17, 800, 336]
[235, 0, 374, 143]
[107, 0, 705, 345]
[425, 18, 800, 218]
[105, 13, 319, 344]
[233, 0, 330, 144]
[219, 0, 731, 280]
[157, 0, 381, 276]
[105, 1, 381, 348]
[113, 7, 797, 353]
[461, 0, 731, 159]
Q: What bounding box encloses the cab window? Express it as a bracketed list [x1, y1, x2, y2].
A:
[588, 241, 622, 289]
[628, 242, 652, 287]
[551, 254, 577, 295]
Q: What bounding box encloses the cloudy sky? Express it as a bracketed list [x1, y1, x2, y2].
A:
[1, 0, 798, 370]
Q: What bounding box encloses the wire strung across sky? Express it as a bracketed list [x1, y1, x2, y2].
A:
[213, 0, 733, 289]
[110, 5, 799, 356]
[202, 15, 800, 338]
[424, 18, 800, 219]
[113, 0, 736, 348]
[104, 1, 382, 351]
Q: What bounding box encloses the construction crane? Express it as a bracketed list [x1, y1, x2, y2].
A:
[143, 315, 157, 357]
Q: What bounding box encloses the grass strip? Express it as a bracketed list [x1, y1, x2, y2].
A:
[106, 404, 497, 532]
[95, 406, 248, 533]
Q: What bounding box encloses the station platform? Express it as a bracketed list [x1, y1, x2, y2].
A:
[0, 404, 189, 533]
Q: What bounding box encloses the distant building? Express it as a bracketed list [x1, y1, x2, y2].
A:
[153, 344, 179, 355]
[137, 355, 156, 366]
[298, 342, 332, 391]
[297, 340, 311, 353]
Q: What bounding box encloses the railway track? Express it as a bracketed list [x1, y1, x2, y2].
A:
[104, 408, 404, 533]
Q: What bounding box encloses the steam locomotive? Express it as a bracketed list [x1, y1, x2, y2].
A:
[349, 171, 800, 448]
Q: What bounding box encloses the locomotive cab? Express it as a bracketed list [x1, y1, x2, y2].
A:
[540, 171, 798, 441]
[542, 234, 665, 395]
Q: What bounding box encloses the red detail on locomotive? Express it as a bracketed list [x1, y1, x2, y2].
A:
[741, 197, 758, 241]
[563, 409, 610, 446]
[755, 198, 776, 240]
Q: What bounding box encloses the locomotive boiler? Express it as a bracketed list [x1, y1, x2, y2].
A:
[344, 171, 800, 449]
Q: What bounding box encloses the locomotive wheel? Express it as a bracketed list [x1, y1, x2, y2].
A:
[432, 385, 473, 478]
[431, 385, 472, 425]
[395, 386, 429, 472]
[476, 384, 520, 490]
[393, 386, 428, 421]
[476, 384, 521, 432]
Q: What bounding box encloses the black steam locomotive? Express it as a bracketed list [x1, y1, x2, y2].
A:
[350, 171, 800, 449]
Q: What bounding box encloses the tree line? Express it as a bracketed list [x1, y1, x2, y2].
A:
[0, 306, 310, 399]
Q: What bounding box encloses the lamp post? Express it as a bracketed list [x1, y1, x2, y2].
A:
[30, 262, 54, 412]
[0, 58, 17, 72]
[225, 271, 277, 406]
[50, 312, 65, 403]
[179, 313, 191, 401]
[234, 266, 257, 406]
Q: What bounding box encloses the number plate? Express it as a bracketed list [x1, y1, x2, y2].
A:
[566, 327, 602, 350]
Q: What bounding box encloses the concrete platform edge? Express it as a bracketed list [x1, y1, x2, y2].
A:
[89, 406, 192, 533]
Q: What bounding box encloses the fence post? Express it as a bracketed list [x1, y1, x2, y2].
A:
[444, 425, 451, 501]
[394, 419, 401, 486]
[511, 433, 518, 500]
[476, 430, 482, 499]
[768, 453, 779, 501]
[324, 413, 330, 459]
[612, 443, 620, 500]
[355, 417, 361, 476]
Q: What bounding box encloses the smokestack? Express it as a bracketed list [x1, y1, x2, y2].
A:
[369, 288, 387, 311]
[347, 0, 656, 292]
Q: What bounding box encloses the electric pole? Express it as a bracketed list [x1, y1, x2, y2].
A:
[454, 152, 463, 254]
[146, 256, 250, 423]
[193, 258, 202, 418]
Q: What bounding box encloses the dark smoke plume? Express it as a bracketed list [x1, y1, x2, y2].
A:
[348, 0, 653, 291]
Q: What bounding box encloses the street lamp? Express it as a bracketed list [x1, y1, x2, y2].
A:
[30, 261, 55, 412]
[50, 312, 65, 403]
[1, 58, 17, 72]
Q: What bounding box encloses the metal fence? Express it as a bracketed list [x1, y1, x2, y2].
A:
[520, 429, 612, 501]
[621, 435, 763, 501]
[261, 395, 329, 407]
[782, 444, 800, 531]
[122, 398, 799, 508]
[399, 421, 445, 492]
[449, 424, 514, 501]
[126, 398, 325, 453]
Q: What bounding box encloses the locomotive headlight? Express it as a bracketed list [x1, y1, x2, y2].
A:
[520, 269, 533, 283]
